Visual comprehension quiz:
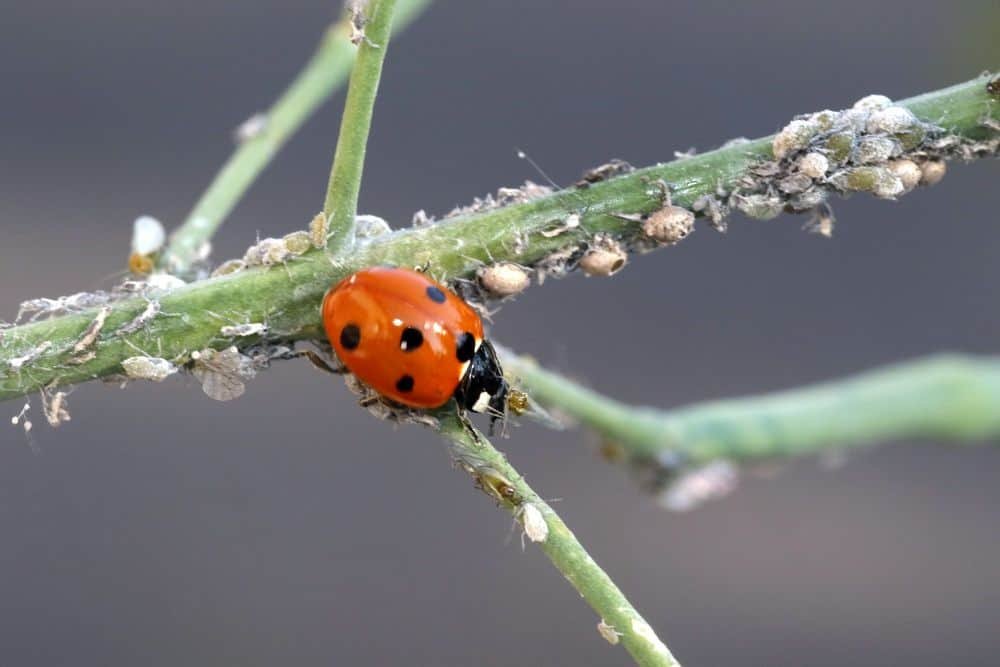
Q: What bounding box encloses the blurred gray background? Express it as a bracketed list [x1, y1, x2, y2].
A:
[1, 1, 998, 665]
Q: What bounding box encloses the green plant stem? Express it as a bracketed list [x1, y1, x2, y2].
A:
[160, 0, 430, 274]
[436, 413, 680, 667]
[322, 0, 398, 251]
[503, 352, 1000, 465]
[2, 77, 996, 401]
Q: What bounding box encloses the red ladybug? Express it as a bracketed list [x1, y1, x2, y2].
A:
[322, 267, 508, 423]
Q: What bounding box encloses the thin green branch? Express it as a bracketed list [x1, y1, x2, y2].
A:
[503, 351, 1000, 465]
[322, 0, 398, 251]
[160, 0, 430, 274]
[2, 76, 996, 401]
[436, 413, 680, 667]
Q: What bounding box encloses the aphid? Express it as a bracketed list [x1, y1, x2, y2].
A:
[211, 259, 247, 278]
[309, 212, 329, 248]
[597, 620, 622, 646]
[574, 159, 634, 188]
[322, 267, 510, 426]
[143, 273, 186, 293]
[191, 347, 254, 401]
[519, 503, 548, 543]
[116, 301, 161, 336]
[121, 356, 178, 382]
[797, 152, 830, 180]
[473, 465, 520, 505]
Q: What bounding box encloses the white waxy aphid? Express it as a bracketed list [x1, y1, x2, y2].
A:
[642, 206, 695, 245]
[852, 94, 893, 112]
[355, 214, 392, 240]
[210, 259, 247, 278]
[659, 460, 739, 512]
[520, 503, 548, 543]
[9, 341, 52, 371]
[282, 230, 312, 255]
[477, 262, 530, 297]
[410, 209, 433, 227]
[597, 620, 622, 645]
[830, 166, 904, 199]
[887, 159, 922, 192]
[220, 322, 268, 337]
[854, 135, 899, 164]
[191, 346, 255, 401]
[244, 238, 290, 266]
[866, 106, 920, 135]
[145, 273, 187, 292]
[797, 152, 830, 179]
[131, 216, 167, 256]
[777, 173, 813, 195]
[734, 193, 784, 220]
[233, 112, 268, 143]
[121, 356, 178, 382]
[772, 118, 820, 159]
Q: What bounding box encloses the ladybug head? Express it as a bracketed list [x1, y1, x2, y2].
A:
[454, 339, 509, 429]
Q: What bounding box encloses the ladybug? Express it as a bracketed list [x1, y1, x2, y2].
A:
[322, 267, 509, 424]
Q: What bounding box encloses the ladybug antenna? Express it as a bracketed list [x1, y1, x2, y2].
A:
[515, 148, 563, 191]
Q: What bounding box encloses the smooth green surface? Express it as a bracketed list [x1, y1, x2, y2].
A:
[2, 76, 997, 401]
[323, 0, 398, 252]
[504, 352, 1000, 464]
[438, 414, 680, 667]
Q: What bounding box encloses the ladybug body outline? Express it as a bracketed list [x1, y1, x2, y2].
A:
[322, 267, 508, 424]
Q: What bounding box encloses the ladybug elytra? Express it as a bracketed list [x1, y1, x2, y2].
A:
[322, 267, 509, 423]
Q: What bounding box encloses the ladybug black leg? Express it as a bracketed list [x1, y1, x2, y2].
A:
[456, 407, 486, 445]
[292, 349, 347, 375]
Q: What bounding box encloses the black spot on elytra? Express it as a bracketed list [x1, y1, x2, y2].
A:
[396, 374, 415, 393]
[426, 286, 446, 303]
[340, 324, 361, 350]
[400, 327, 423, 352]
[456, 331, 476, 363]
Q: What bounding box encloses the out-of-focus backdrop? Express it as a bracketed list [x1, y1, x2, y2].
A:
[1, 2, 998, 665]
